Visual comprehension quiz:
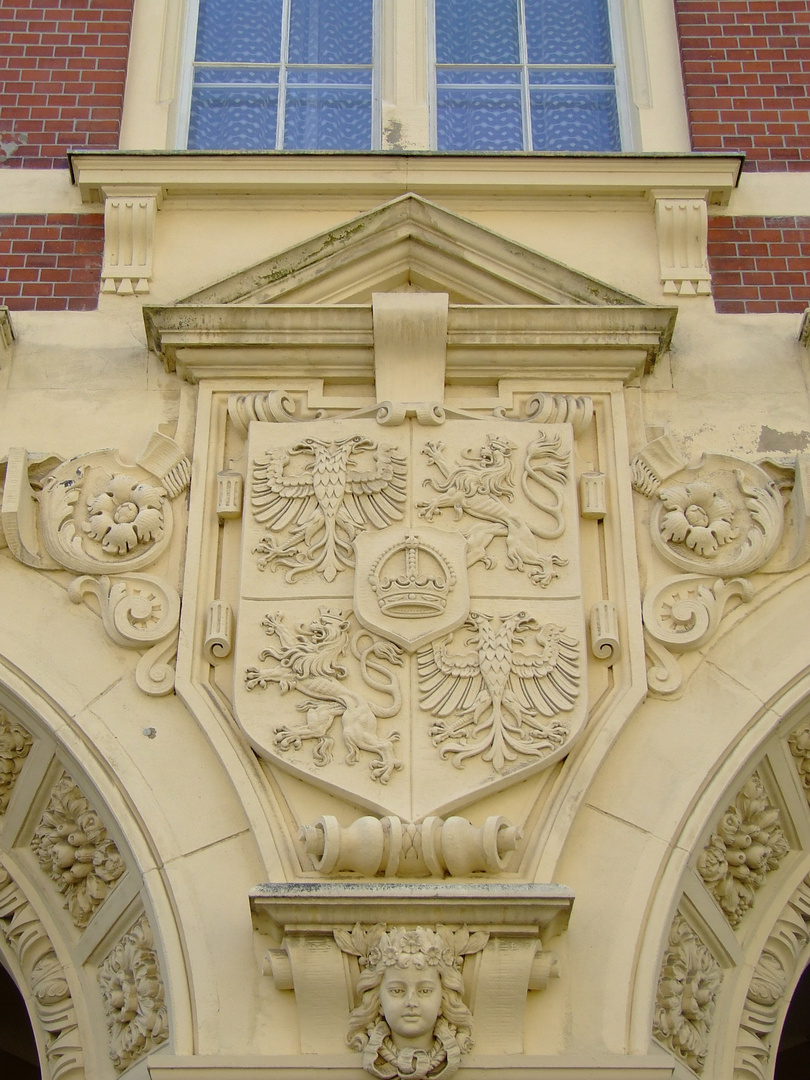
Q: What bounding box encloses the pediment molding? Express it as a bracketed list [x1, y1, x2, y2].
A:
[143, 195, 677, 385]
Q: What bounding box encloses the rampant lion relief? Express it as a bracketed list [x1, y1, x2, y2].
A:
[234, 418, 587, 819]
[418, 432, 569, 587]
[245, 609, 403, 784]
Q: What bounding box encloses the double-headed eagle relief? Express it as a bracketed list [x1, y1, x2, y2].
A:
[234, 418, 586, 820]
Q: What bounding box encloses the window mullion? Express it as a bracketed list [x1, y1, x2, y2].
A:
[517, 0, 531, 150]
[277, 0, 292, 149]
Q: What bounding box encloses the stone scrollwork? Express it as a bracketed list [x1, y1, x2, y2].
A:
[0, 863, 84, 1080]
[418, 610, 579, 773]
[0, 709, 33, 813]
[642, 574, 754, 696]
[523, 392, 594, 436]
[98, 913, 168, 1072]
[337, 923, 484, 1080]
[228, 389, 299, 436]
[300, 814, 521, 877]
[653, 913, 722, 1074]
[245, 610, 404, 783]
[697, 774, 788, 928]
[67, 573, 180, 649]
[31, 773, 127, 929]
[735, 874, 810, 1080]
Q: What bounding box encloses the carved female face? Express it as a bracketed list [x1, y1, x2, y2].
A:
[380, 964, 442, 1049]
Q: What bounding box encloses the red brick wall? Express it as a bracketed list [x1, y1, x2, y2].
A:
[675, 0, 810, 171]
[0, 0, 133, 168]
[708, 215, 810, 312]
[0, 213, 104, 309]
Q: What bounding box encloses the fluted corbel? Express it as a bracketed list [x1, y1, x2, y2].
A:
[651, 189, 712, 297]
[100, 185, 162, 295]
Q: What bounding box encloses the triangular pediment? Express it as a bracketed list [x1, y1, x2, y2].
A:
[179, 193, 642, 308]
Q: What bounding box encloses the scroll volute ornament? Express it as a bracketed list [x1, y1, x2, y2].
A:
[1, 432, 190, 574]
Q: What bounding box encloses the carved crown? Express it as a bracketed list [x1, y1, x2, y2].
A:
[369, 534, 456, 619]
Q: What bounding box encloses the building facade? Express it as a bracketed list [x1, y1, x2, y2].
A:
[1, 2, 810, 1079]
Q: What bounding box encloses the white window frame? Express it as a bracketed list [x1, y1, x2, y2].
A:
[173, 0, 635, 152]
[175, 0, 382, 151]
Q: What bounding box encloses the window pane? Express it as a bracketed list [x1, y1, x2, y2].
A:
[435, 0, 519, 65]
[287, 66, 372, 85]
[524, 0, 613, 65]
[284, 87, 372, 149]
[529, 87, 620, 150]
[436, 68, 521, 86]
[188, 87, 278, 149]
[437, 88, 523, 150]
[288, 0, 373, 65]
[195, 0, 283, 64]
[194, 67, 279, 85]
[528, 67, 615, 86]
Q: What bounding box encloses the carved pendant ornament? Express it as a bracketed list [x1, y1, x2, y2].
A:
[0, 432, 190, 695]
[235, 418, 586, 820]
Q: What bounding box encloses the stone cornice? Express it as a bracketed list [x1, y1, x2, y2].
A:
[69, 150, 743, 208]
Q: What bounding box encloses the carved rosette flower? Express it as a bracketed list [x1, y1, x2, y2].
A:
[658, 481, 738, 557]
[697, 774, 788, 927]
[654, 914, 722, 1073]
[0, 710, 32, 813]
[31, 774, 126, 928]
[83, 475, 166, 555]
[98, 914, 168, 1071]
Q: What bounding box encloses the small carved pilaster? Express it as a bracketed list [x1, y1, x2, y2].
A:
[100, 186, 162, 296]
[652, 192, 712, 297]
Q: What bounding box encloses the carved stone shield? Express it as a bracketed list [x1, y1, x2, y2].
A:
[234, 417, 586, 819]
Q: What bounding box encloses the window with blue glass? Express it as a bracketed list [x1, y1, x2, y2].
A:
[433, 0, 623, 151]
[187, 0, 376, 150]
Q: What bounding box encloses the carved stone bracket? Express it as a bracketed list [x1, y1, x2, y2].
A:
[250, 883, 572, 1060]
[0, 306, 14, 348]
[652, 192, 712, 296]
[734, 874, 810, 1080]
[299, 815, 521, 877]
[100, 186, 162, 296]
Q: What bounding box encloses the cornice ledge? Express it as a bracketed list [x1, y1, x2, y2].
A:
[69, 151, 743, 207]
[149, 1054, 675, 1079]
[249, 881, 573, 936]
[144, 303, 677, 383]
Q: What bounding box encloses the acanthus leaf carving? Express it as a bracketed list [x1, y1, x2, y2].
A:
[245, 610, 404, 783]
[653, 913, 722, 1075]
[697, 773, 788, 928]
[0, 863, 84, 1080]
[418, 610, 579, 773]
[31, 773, 127, 929]
[0, 709, 33, 813]
[98, 913, 168, 1072]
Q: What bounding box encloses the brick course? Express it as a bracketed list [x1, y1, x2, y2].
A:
[0, 0, 133, 168]
[708, 215, 810, 312]
[675, 0, 810, 170]
[0, 214, 104, 309]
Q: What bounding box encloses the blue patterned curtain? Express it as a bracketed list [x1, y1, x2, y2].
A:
[188, 0, 373, 150]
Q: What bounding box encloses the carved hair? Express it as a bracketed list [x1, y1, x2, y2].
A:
[346, 927, 474, 1078]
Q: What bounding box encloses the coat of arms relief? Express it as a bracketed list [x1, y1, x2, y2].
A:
[234, 416, 586, 821]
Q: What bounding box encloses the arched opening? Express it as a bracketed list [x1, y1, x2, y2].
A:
[775, 963, 810, 1079]
[0, 960, 39, 1079]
